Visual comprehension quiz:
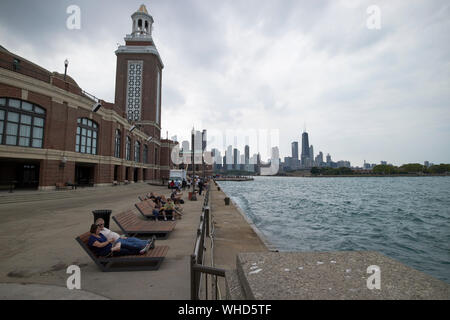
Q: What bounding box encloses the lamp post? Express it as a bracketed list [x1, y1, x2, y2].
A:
[64, 59, 69, 81]
[202, 130, 205, 180]
[191, 128, 195, 193]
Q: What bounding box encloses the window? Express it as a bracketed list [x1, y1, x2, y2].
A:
[143, 144, 148, 164]
[125, 136, 131, 161]
[156, 69, 161, 125]
[114, 129, 121, 158]
[135, 141, 141, 162]
[0, 98, 45, 148]
[76, 117, 98, 155]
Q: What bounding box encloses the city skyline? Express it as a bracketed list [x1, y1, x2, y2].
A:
[0, 1, 448, 166]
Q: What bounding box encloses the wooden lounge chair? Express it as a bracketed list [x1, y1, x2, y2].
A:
[138, 194, 148, 201]
[75, 232, 169, 272]
[112, 210, 176, 239]
[135, 201, 157, 220]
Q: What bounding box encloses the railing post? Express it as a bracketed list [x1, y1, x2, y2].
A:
[190, 254, 197, 300]
[205, 207, 210, 236]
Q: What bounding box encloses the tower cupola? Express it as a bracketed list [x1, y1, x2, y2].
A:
[130, 4, 154, 39]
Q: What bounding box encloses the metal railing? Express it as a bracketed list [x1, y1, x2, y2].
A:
[190, 184, 225, 300]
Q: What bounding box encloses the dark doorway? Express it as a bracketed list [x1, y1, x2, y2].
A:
[143, 169, 147, 181]
[133, 168, 138, 182]
[0, 159, 40, 190]
[114, 165, 119, 181]
[75, 164, 95, 187]
[125, 167, 129, 181]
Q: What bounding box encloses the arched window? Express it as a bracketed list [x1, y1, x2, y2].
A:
[76, 118, 98, 155]
[143, 144, 148, 164]
[135, 141, 141, 162]
[114, 129, 121, 158]
[0, 98, 46, 148]
[125, 136, 131, 161]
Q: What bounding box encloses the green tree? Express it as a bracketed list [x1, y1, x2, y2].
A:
[399, 163, 424, 173]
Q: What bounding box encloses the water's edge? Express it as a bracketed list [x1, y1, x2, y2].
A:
[217, 182, 277, 252]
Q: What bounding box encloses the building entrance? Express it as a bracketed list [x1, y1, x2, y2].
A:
[75, 163, 95, 187]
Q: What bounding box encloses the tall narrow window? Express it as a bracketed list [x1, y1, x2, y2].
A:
[0, 98, 46, 148]
[76, 118, 98, 155]
[156, 69, 161, 125]
[135, 141, 141, 162]
[114, 129, 121, 158]
[143, 144, 148, 164]
[126, 136, 131, 161]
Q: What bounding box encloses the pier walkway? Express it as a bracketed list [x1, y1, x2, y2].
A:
[0, 183, 204, 299]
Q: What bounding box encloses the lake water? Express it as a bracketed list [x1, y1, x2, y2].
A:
[217, 176, 450, 284]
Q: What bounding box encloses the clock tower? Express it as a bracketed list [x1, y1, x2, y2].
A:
[114, 4, 163, 139]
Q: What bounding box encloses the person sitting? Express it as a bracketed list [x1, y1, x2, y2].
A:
[152, 198, 168, 220]
[171, 189, 184, 204]
[147, 192, 156, 200]
[95, 218, 154, 248]
[162, 198, 182, 220]
[88, 224, 154, 257]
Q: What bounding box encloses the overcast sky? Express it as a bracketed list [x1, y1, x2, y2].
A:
[0, 0, 449, 166]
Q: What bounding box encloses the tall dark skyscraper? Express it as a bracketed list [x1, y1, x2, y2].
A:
[245, 145, 250, 165]
[301, 131, 310, 167]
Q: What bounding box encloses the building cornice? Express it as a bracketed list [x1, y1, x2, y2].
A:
[115, 45, 164, 68]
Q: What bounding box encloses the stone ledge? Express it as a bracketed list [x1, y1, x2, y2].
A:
[225, 269, 246, 300]
[235, 251, 450, 300]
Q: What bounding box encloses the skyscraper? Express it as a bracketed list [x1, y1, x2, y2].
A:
[233, 148, 239, 169]
[181, 140, 189, 153]
[291, 142, 299, 160]
[202, 129, 207, 151]
[309, 145, 314, 163]
[301, 131, 310, 168]
[245, 145, 250, 165]
[226, 145, 233, 170]
[194, 130, 203, 152]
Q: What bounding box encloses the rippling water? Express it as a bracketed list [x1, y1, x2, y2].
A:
[218, 176, 450, 283]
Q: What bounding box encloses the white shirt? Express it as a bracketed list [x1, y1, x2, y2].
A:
[100, 227, 120, 241]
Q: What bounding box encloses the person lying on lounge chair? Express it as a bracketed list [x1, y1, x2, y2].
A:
[95, 218, 155, 247]
[88, 224, 154, 257]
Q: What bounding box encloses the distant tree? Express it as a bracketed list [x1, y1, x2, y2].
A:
[373, 164, 398, 174]
[428, 164, 450, 174]
[311, 167, 320, 175]
[399, 163, 424, 173]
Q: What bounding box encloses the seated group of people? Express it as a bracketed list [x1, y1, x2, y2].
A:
[88, 218, 156, 257]
[147, 190, 184, 221]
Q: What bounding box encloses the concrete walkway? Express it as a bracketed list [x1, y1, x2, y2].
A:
[0, 183, 204, 299]
[209, 183, 268, 298]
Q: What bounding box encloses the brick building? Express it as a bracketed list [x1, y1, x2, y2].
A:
[0, 5, 177, 190]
